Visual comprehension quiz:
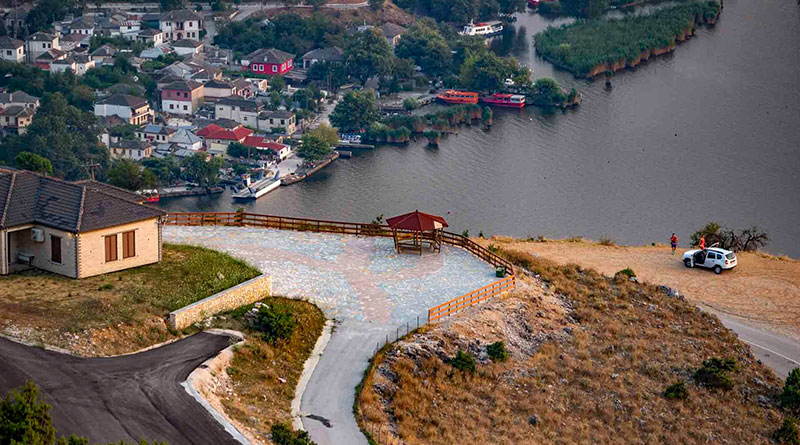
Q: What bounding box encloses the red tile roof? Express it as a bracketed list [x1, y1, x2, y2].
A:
[386, 210, 449, 231]
[243, 136, 287, 151]
[197, 123, 252, 141]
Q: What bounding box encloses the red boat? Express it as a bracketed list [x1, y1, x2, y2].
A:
[436, 90, 479, 105]
[527, 0, 539, 7]
[139, 189, 160, 203]
[480, 93, 526, 108]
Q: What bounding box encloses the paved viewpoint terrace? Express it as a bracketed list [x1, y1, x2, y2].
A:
[164, 225, 498, 324]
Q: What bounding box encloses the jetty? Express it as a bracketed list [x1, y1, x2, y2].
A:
[159, 186, 224, 198]
[282, 151, 340, 186]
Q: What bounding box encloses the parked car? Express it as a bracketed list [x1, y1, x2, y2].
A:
[682, 247, 738, 274]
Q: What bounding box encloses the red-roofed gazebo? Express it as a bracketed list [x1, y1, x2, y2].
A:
[386, 210, 449, 255]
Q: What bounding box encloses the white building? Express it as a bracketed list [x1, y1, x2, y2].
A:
[50, 55, 96, 76]
[25, 32, 59, 63]
[215, 96, 261, 128]
[159, 9, 203, 42]
[172, 39, 204, 56]
[108, 140, 154, 161]
[94, 94, 154, 126]
[0, 37, 24, 63]
[136, 124, 176, 144]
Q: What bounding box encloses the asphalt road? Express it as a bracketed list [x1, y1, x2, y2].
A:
[0, 332, 243, 445]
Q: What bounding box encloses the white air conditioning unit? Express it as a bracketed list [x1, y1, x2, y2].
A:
[31, 228, 45, 243]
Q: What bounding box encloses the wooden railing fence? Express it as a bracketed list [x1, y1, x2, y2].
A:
[163, 212, 515, 322]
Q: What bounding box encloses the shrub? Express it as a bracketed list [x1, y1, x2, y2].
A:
[598, 236, 615, 246]
[774, 417, 800, 445]
[271, 423, 316, 445]
[450, 349, 476, 373]
[694, 357, 737, 390]
[615, 268, 636, 279]
[663, 381, 689, 401]
[462, 229, 470, 238]
[781, 368, 800, 413]
[487, 341, 509, 362]
[98, 283, 114, 291]
[252, 304, 297, 344]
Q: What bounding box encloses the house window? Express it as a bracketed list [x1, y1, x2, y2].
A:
[51, 235, 62, 263]
[122, 231, 135, 259]
[183, 105, 188, 110]
[169, 104, 174, 109]
[105, 234, 118, 262]
[272, 65, 277, 73]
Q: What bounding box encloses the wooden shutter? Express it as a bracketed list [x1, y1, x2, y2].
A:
[122, 231, 135, 259]
[105, 235, 117, 262]
[50, 235, 61, 264]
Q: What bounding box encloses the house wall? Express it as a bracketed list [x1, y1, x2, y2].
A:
[95, 103, 133, 120]
[160, 19, 202, 41]
[250, 59, 292, 75]
[204, 86, 233, 101]
[7, 225, 79, 278]
[1, 47, 24, 62]
[215, 104, 258, 126]
[77, 218, 161, 278]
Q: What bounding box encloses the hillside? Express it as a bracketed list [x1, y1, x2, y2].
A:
[358, 251, 786, 444]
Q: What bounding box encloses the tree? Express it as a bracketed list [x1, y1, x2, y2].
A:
[297, 134, 333, 162]
[160, 0, 185, 11]
[180, 153, 224, 187]
[307, 61, 348, 91]
[14, 152, 53, 175]
[781, 368, 800, 413]
[369, 0, 385, 10]
[329, 90, 380, 133]
[560, 0, 608, 18]
[106, 160, 156, 191]
[1, 93, 107, 180]
[459, 50, 525, 92]
[530, 77, 566, 106]
[343, 29, 394, 83]
[143, 156, 181, 186]
[306, 124, 339, 147]
[0, 380, 56, 444]
[25, 0, 82, 35]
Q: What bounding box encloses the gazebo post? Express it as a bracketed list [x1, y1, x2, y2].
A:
[392, 228, 399, 254]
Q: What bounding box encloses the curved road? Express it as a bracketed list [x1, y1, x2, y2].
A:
[0, 332, 243, 444]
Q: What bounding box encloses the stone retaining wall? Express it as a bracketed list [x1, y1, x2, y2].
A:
[169, 275, 272, 330]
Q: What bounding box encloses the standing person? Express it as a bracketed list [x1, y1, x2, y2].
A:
[699, 235, 706, 251]
[670, 233, 679, 255]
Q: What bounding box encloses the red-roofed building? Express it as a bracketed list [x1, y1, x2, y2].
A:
[243, 136, 291, 160]
[197, 123, 253, 156]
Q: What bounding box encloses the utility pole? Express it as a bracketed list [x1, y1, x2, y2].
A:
[84, 156, 100, 181]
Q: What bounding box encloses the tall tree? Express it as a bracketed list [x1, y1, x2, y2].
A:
[329, 90, 380, 133]
[297, 134, 333, 162]
[1, 93, 107, 180]
[395, 19, 453, 77]
[106, 159, 156, 191]
[343, 29, 394, 83]
[180, 153, 224, 188]
[14, 152, 53, 175]
[160, 0, 186, 12]
[0, 380, 57, 444]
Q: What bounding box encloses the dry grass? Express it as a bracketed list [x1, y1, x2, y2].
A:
[209, 297, 326, 444]
[481, 237, 800, 342]
[0, 243, 260, 356]
[358, 249, 784, 445]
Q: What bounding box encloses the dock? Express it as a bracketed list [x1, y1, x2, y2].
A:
[160, 186, 224, 198]
[282, 151, 340, 186]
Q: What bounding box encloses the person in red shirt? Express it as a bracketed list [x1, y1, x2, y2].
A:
[670, 233, 679, 255]
[699, 235, 706, 251]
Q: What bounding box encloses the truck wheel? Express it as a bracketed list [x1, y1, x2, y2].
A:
[684, 259, 692, 268]
[714, 265, 722, 274]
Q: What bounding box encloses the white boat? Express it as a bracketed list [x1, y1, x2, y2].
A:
[232, 172, 281, 200]
[459, 20, 503, 37]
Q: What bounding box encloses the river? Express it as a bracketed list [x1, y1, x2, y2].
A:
[160, 0, 800, 257]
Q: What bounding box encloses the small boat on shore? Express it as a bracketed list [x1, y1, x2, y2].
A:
[480, 93, 526, 108]
[437, 90, 479, 105]
[232, 172, 281, 200]
[138, 189, 160, 203]
[459, 21, 503, 37]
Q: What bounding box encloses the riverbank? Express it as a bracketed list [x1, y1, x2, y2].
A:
[476, 236, 800, 343]
[534, 1, 722, 78]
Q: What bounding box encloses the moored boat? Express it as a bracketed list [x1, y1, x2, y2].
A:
[436, 90, 479, 105]
[459, 20, 503, 37]
[480, 93, 526, 108]
[232, 171, 281, 200]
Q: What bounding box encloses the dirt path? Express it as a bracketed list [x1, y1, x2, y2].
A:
[483, 239, 800, 343]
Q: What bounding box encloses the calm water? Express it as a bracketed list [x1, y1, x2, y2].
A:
[162, 0, 800, 257]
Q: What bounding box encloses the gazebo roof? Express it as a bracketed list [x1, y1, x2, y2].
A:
[386, 210, 449, 231]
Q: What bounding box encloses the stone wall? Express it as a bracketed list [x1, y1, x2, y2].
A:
[169, 274, 272, 330]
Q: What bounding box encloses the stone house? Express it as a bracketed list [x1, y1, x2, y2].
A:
[0, 37, 24, 63]
[214, 96, 261, 127]
[0, 106, 34, 135]
[0, 170, 164, 279]
[25, 32, 59, 63]
[159, 9, 203, 42]
[301, 47, 343, 69]
[95, 94, 153, 126]
[108, 139, 154, 160]
[161, 80, 204, 115]
[258, 110, 297, 135]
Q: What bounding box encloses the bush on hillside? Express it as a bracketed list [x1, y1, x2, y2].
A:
[781, 368, 800, 413]
[615, 268, 636, 279]
[252, 304, 297, 344]
[487, 341, 509, 362]
[774, 417, 800, 445]
[271, 423, 316, 445]
[663, 381, 689, 401]
[450, 349, 476, 373]
[694, 357, 737, 390]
